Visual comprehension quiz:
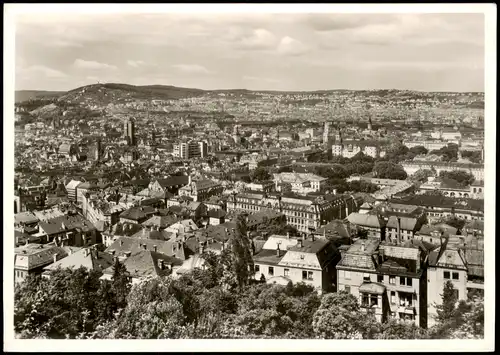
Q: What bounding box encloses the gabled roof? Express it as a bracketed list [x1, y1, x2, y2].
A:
[142, 215, 178, 229]
[43, 248, 113, 273]
[386, 216, 419, 231]
[14, 211, 39, 225]
[102, 250, 183, 279]
[105, 236, 187, 261]
[347, 213, 385, 228]
[155, 176, 189, 188]
[15, 243, 69, 270]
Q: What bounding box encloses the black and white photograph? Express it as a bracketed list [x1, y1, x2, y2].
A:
[3, 3, 495, 352]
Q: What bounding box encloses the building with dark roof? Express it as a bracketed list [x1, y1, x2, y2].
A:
[14, 243, 69, 283]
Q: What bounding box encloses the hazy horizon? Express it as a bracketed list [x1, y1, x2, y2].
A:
[15, 12, 485, 92]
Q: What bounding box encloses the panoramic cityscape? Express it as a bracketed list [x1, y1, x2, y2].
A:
[7, 6, 491, 347]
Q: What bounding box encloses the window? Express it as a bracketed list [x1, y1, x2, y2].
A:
[400, 277, 406, 286]
[377, 275, 384, 283]
[389, 275, 396, 284]
[407, 278, 413, 287]
[344, 285, 351, 293]
[344, 271, 351, 280]
[390, 291, 396, 304]
[284, 268, 289, 277]
[362, 294, 369, 307]
[370, 295, 378, 307]
[452, 272, 459, 280]
[302, 271, 308, 280]
[254, 265, 260, 273]
[268, 267, 274, 276]
[444, 271, 450, 279]
[363, 273, 371, 282]
[308, 271, 314, 280]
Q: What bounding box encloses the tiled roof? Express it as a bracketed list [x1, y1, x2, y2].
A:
[386, 216, 419, 231]
[15, 243, 68, 270]
[253, 249, 284, 265]
[142, 215, 178, 229]
[14, 212, 39, 225]
[105, 236, 187, 261]
[43, 248, 113, 273]
[103, 250, 183, 279]
[379, 244, 420, 261]
[347, 213, 385, 228]
[156, 176, 189, 188]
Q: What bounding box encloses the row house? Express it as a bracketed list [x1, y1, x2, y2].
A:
[35, 215, 98, 247]
[400, 161, 484, 182]
[227, 191, 357, 233]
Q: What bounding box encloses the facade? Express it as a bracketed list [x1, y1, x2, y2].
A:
[403, 140, 448, 151]
[273, 172, 327, 195]
[178, 178, 223, 202]
[124, 118, 136, 146]
[14, 243, 68, 283]
[332, 140, 384, 159]
[173, 140, 208, 159]
[227, 191, 358, 233]
[253, 236, 339, 293]
[337, 239, 432, 328]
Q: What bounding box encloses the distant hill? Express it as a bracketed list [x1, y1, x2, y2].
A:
[15, 90, 64, 102]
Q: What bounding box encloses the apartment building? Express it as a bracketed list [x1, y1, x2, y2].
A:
[331, 140, 386, 159]
[227, 191, 357, 233]
[337, 238, 433, 328]
[427, 235, 484, 327]
[178, 178, 223, 202]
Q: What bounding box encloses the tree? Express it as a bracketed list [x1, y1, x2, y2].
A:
[375, 318, 428, 339]
[251, 167, 271, 182]
[111, 259, 132, 310]
[409, 145, 429, 156]
[439, 170, 475, 186]
[449, 296, 484, 339]
[229, 215, 255, 290]
[373, 161, 408, 180]
[435, 281, 459, 324]
[312, 291, 378, 339]
[347, 180, 379, 193]
[411, 169, 435, 183]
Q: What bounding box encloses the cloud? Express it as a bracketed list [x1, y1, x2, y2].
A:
[277, 36, 309, 56]
[73, 59, 117, 70]
[127, 60, 146, 68]
[21, 65, 67, 79]
[235, 28, 277, 50]
[301, 14, 398, 32]
[172, 64, 212, 74]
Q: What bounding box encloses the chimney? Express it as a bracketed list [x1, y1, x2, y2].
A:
[286, 232, 290, 239]
[199, 241, 204, 254]
[360, 242, 365, 252]
[120, 239, 124, 246]
[142, 243, 147, 250]
[311, 234, 315, 242]
[397, 217, 402, 245]
[276, 244, 281, 256]
[297, 239, 303, 248]
[153, 245, 157, 252]
[110, 249, 115, 256]
[125, 251, 131, 258]
[53, 253, 58, 263]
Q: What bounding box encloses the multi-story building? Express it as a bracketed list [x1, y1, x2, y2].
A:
[273, 172, 327, 195]
[403, 140, 448, 151]
[14, 243, 68, 283]
[427, 235, 484, 327]
[332, 140, 386, 159]
[337, 238, 433, 328]
[227, 191, 357, 233]
[173, 140, 208, 159]
[178, 178, 223, 202]
[253, 235, 339, 293]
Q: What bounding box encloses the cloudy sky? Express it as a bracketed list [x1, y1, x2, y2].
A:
[14, 12, 485, 92]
